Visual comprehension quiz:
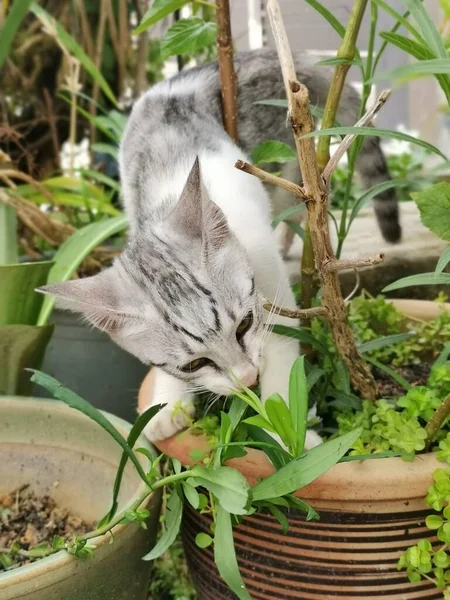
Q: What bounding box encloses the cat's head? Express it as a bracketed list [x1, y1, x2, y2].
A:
[38, 159, 265, 396]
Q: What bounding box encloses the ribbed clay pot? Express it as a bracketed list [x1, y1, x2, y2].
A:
[139, 299, 449, 600]
[0, 397, 162, 600]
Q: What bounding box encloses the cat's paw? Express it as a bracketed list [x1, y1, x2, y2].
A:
[144, 401, 195, 443]
[304, 429, 322, 450]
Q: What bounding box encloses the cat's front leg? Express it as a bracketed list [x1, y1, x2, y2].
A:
[139, 368, 195, 442]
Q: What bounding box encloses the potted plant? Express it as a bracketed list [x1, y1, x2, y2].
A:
[129, 0, 450, 598]
[0, 394, 161, 600]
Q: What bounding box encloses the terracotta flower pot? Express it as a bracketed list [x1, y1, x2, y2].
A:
[0, 397, 162, 600]
[138, 299, 449, 600]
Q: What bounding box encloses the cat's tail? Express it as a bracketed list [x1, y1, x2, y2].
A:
[326, 80, 401, 243]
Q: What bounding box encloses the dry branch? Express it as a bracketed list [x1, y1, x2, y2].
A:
[216, 0, 238, 143]
[263, 303, 327, 319]
[235, 160, 306, 200]
[324, 254, 384, 273]
[248, 0, 379, 400]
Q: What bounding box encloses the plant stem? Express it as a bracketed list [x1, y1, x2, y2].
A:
[426, 393, 450, 446]
[0, 202, 18, 264]
[216, 0, 238, 142]
[261, 0, 377, 400]
[299, 223, 316, 354]
[316, 0, 368, 172]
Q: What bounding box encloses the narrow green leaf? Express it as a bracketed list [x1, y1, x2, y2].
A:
[379, 31, 434, 61]
[101, 405, 161, 525]
[285, 220, 304, 239]
[300, 127, 445, 159]
[373, 0, 423, 42]
[160, 18, 217, 59]
[251, 140, 297, 165]
[37, 216, 128, 325]
[436, 247, 450, 276]
[328, 390, 362, 411]
[0, 203, 18, 264]
[272, 325, 330, 356]
[214, 507, 251, 600]
[412, 182, 450, 241]
[358, 333, 413, 354]
[243, 415, 277, 433]
[434, 343, 450, 368]
[265, 394, 297, 452]
[304, 0, 345, 37]
[266, 504, 289, 534]
[306, 366, 325, 392]
[245, 426, 291, 469]
[373, 59, 450, 89]
[348, 179, 410, 228]
[143, 491, 183, 561]
[383, 272, 450, 292]
[286, 495, 319, 521]
[272, 204, 306, 229]
[29, 370, 148, 483]
[404, 0, 447, 59]
[30, 3, 117, 106]
[365, 356, 412, 391]
[228, 397, 248, 432]
[254, 99, 332, 124]
[251, 428, 363, 501]
[0, 0, 34, 69]
[134, 0, 191, 34]
[315, 57, 361, 67]
[191, 466, 250, 515]
[91, 143, 119, 161]
[288, 357, 308, 454]
[79, 169, 121, 192]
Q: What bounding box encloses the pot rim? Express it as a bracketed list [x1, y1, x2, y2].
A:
[152, 298, 449, 502]
[0, 397, 156, 586]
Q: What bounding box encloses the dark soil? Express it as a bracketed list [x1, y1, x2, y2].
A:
[0, 486, 93, 571]
[373, 363, 431, 398]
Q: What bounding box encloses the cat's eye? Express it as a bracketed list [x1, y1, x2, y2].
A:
[180, 357, 213, 373]
[236, 312, 253, 340]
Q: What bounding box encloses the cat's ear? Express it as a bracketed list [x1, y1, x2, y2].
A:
[37, 269, 127, 333]
[168, 157, 204, 239]
[201, 194, 231, 250]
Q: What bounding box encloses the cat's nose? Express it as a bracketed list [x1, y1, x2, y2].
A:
[239, 367, 259, 389]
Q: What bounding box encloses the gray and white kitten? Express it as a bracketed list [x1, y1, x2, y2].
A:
[40, 50, 399, 447]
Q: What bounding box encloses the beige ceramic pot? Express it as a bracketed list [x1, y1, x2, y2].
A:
[138, 299, 449, 600]
[0, 397, 161, 600]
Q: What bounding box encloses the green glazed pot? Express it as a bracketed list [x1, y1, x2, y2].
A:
[0, 397, 161, 600]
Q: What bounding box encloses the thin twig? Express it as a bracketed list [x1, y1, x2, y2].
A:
[426, 394, 450, 447]
[322, 90, 391, 185]
[344, 269, 361, 303]
[235, 160, 306, 199]
[324, 253, 384, 273]
[263, 302, 327, 319]
[216, 0, 238, 142]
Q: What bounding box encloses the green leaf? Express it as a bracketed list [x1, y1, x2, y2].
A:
[30, 3, 117, 106]
[434, 342, 450, 368]
[379, 31, 434, 61]
[245, 425, 291, 470]
[100, 405, 161, 525]
[436, 247, 450, 276]
[358, 333, 413, 354]
[315, 57, 361, 67]
[289, 357, 308, 454]
[37, 216, 128, 325]
[251, 141, 296, 165]
[214, 506, 251, 600]
[143, 490, 183, 560]
[272, 325, 330, 356]
[253, 99, 332, 125]
[0, 261, 53, 326]
[265, 394, 297, 453]
[266, 504, 289, 533]
[373, 59, 450, 90]
[272, 204, 306, 229]
[304, 0, 345, 37]
[426, 514, 444, 530]
[91, 143, 119, 161]
[0, 0, 34, 70]
[183, 482, 200, 509]
[243, 415, 277, 433]
[285, 220, 304, 239]
[134, 0, 191, 34]
[405, 0, 447, 59]
[383, 272, 450, 292]
[251, 428, 363, 501]
[373, 0, 423, 42]
[228, 397, 248, 432]
[365, 357, 412, 392]
[348, 179, 410, 229]
[306, 366, 325, 392]
[191, 466, 250, 515]
[160, 18, 217, 59]
[195, 532, 213, 548]
[412, 183, 450, 241]
[29, 370, 148, 483]
[0, 203, 18, 264]
[300, 127, 445, 159]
